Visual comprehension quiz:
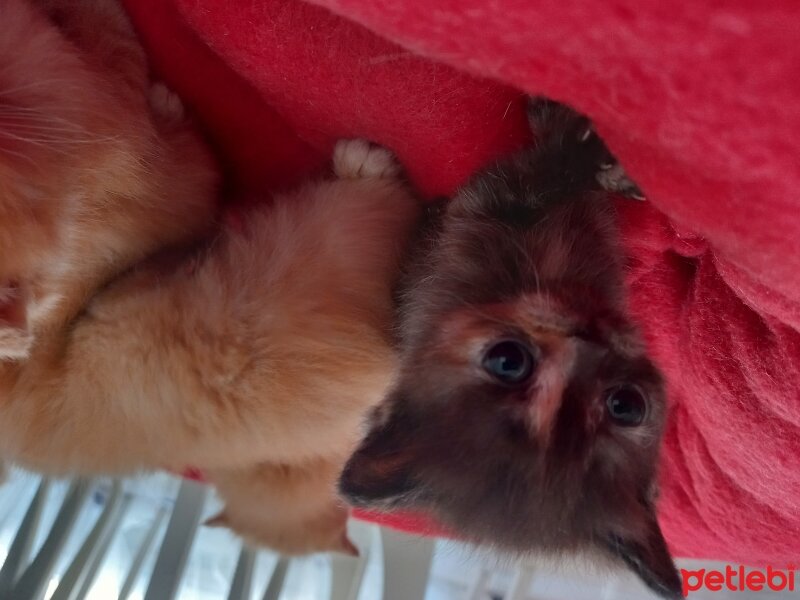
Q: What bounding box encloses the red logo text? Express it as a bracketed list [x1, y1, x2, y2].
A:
[681, 565, 796, 596]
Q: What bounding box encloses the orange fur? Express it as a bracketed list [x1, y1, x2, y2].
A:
[0, 0, 219, 358]
[205, 457, 358, 556]
[0, 140, 420, 554]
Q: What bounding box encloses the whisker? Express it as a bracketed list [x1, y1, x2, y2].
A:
[0, 80, 83, 97]
[1, 122, 89, 136]
[0, 128, 122, 146]
[0, 105, 93, 127]
[0, 146, 38, 166]
[0, 108, 83, 124]
[0, 112, 84, 131]
[0, 131, 75, 156]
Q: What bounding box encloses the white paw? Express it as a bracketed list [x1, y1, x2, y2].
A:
[596, 163, 646, 200]
[149, 82, 185, 122]
[333, 139, 401, 180]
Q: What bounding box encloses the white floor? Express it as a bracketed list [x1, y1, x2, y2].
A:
[0, 471, 794, 600]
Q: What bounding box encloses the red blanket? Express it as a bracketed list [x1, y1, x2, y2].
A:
[123, 0, 800, 565]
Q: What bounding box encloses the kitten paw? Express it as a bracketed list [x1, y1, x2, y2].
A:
[527, 97, 592, 145]
[527, 97, 645, 200]
[149, 82, 185, 123]
[596, 163, 646, 200]
[333, 139, 401, 180]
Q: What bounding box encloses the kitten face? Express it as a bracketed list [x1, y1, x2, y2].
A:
[0, 0, 88, 354]
[0, 0, 218, 358]
[344, 254, 679, 597]
[341, 100, 682, 598]
[343, 291, 666, 537]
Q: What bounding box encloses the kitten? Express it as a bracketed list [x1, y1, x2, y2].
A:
[204, 456, 359, 556]
[0, 139, 421, 554]
[0, 0, 219, 359]
[339, 100, 683, 598]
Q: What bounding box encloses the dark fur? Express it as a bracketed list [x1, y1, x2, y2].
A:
[340, 100, 682, 598]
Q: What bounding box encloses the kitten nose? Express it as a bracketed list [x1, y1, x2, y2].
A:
[528, 358, 570, 447]
[524, 337, 578, 446]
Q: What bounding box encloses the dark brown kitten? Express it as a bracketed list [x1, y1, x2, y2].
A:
[340, 99, 682, 598]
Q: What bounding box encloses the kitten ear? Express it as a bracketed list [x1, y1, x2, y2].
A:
[339, 407, 419, 507]
[602, 508, 683, 599]
[333, 533, 361, 557]
[203, 511, 229, 528]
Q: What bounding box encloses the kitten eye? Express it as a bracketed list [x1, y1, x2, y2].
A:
[482, 340, 535, 384]
[605, 385, 647, 426]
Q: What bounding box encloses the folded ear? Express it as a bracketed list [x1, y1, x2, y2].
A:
[338, 405, 420, 508]
[601, 507, 683, 599]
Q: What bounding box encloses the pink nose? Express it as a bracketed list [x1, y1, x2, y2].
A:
[526, 343, 575, 447]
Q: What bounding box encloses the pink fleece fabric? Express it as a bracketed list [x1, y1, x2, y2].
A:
[123, 0, 800, 564]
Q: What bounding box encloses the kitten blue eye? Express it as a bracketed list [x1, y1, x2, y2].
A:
[605, 385, 647, 426]
[482, 340, 535, 384]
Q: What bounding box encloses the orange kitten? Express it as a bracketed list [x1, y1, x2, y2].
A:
[0, 140, 420, 554]
[0, 0, 219, 358]
[204, 456, 359, 556]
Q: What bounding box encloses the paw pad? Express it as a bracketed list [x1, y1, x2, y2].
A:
[333, 139, 401, 180]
